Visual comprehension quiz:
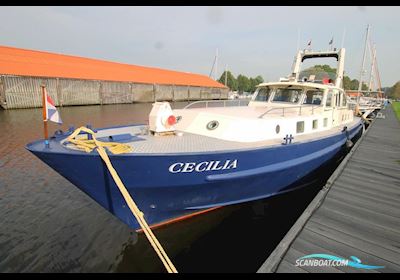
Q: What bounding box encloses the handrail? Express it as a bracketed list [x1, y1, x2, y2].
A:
[258, 104, 321, 118]
[183, 99, 250, 109]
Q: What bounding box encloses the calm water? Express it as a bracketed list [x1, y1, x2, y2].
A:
[0, 102, 346, 272]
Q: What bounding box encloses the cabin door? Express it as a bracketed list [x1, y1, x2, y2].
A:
[331, 90, 340, 126]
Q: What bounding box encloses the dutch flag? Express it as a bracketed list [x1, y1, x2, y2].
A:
[44, 88, 62, 124]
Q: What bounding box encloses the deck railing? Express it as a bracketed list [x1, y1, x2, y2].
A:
[257, 104, 321, 118]
[183, 99, 250, 109]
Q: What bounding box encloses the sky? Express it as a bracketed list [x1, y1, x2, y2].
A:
[0, 6, 399, 87]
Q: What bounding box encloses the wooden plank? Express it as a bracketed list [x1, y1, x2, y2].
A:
[0, 75, 6, 109]
[341, 162, 400, 180]
[335, 175, 400, 198]
[276, 260, 308, 273]
[299, 228, 399, 273]
[313, 207, 400, 244]
[327, 188, 400, 218]
[322, 198, 400, 233]
[308, 217, 400, 255]
[290, 233, 372, 273]
[305, 220, 400, 265]
[331, 181, 400, 207]
[341, 168, 400, 187]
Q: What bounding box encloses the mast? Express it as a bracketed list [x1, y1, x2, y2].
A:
[374, 51, 382, 93]
[368, 42, 376, 92]
[358, 24, 370, 98]
[209, 48, 219, 80]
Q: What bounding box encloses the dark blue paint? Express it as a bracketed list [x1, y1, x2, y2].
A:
[26, 120, 363, 230]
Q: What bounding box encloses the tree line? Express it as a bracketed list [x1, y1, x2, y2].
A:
[217, 65, 400, 99]
[218, 71, 264, 93]
[299, 64, 369, 90]
[386, 82, 400, 99]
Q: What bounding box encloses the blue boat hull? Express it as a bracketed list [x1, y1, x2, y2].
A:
[26, 120, 363, 230]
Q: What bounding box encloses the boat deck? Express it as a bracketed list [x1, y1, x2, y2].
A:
[257, 105, 400, 273]
[67, 118, 361, 154]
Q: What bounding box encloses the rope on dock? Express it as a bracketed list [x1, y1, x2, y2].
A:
[65, 127, 178, 273]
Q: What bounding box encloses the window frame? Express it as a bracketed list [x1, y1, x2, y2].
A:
[271, 87, 303, 104]
[253, 86, 273, 102]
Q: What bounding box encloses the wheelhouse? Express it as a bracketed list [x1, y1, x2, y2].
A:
[250, 83, 349, 111]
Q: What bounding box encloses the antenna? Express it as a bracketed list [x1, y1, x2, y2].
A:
[341, 27, 346, 49]
[297, 28, 300, 52]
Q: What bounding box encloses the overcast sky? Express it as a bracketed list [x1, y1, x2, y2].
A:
[0, 6, 399, 87]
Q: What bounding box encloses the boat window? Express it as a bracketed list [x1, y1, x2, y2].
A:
[272, 88, 302, 103]
[323, 118, 328, 127]
[325, 91, 333, 107]
[341, 92, 347, 107]
[312, 119, 318, 129]
[254, 87, 272, 102]
[303, 89, 323, 105]
[296, 121, 304, 133]
[335, 90, 341, 107]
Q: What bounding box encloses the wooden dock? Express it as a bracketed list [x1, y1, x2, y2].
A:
[258, 105, 400, 273]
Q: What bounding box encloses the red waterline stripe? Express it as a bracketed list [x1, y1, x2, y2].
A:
[136, 206, 223, 233]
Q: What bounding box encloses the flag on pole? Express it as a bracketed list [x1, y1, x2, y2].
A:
[43, 87, 62, 124]
[329, 37, 334, 45]
[306, 40, 312, 51]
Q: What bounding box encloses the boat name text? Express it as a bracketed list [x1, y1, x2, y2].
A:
[169, 160, 238, 173]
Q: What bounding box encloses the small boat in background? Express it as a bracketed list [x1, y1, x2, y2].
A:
[27, 48, 363, 230]
[346, 90, 385, 118]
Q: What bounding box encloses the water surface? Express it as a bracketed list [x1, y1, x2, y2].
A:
[0, 103, 344, 272]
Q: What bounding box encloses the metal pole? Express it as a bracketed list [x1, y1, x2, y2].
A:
[357, 24, 370, 102]
[341, 27, 346, 49]
[41, 85, 49, 142]
[368, 42, 376, 92]
[296, 28, 300, 52]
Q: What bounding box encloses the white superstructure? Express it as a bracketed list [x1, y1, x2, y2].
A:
[172, 48, 356, 143]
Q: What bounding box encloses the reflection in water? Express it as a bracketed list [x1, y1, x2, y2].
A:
[0, 102, 346, 272]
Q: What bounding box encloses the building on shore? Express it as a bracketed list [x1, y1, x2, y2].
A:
[0, 45, 228, 109]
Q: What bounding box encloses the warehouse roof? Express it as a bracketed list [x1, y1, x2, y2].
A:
[0, 45, 226, 88]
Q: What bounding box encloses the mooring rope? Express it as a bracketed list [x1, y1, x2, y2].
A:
[65, 127, 178, 273]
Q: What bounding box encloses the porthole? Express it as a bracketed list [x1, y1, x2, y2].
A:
[206, 120, 219, 130]
[275, 125, 280, 134]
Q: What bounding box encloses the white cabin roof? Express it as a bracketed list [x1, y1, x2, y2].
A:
[257, 81, 341, 91]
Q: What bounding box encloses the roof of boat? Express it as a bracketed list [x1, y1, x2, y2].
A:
[257, 81, 341, 90]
